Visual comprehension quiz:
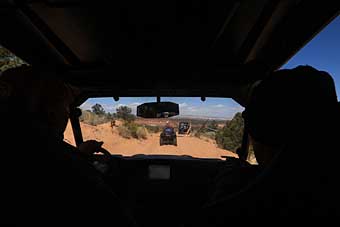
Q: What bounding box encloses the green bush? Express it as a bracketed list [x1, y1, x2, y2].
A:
[215, 112, 244, 153]
[0, 46, 28, 72]
[80, 110, 112, 126]
[117, 125, 132, 139]
[136, 127, 148, 139]
[206, 120, 219, 131]
[202, 131, 216, 140]
[193, 130, 201, 138]
[91, 103, 105, 115]
[115, 106, 136, 122]
[122, 121, 148, 140]
[144, 125, 161, 133]
[124, 121, 137, 138]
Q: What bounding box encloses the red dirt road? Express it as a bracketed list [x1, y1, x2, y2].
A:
[64, 122, 237, 159]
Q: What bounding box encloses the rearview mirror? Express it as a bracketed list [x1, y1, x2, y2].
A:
[137, 102, 179, 118]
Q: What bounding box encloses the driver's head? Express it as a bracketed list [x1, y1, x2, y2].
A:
[243, 65, 337, 165]
[0, 66, 80, 137]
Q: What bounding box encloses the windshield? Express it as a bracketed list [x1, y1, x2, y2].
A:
[64, 97, 245, 159]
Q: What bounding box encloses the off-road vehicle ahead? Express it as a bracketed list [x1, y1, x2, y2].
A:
[160, 126, 177, 146]
[178, 122, 191, 135]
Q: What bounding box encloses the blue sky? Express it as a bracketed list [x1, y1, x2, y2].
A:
[81, 97, 244, 119]
[82, 16, 339, 118]
[281, 16, 340, 95]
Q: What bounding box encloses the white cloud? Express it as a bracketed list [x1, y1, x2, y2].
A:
[178, 104, 244, 119]
[80, 102, 92, 111]
[230, 106, 245, 112]
[130, 102, 142, 106]
[179, 103, 188, 107]
[80, 102, 134, 113]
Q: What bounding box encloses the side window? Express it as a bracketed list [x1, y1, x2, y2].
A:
[0, 45, 28, 72]
[281, 16, 340, 98]
[247, 141, 257, 165]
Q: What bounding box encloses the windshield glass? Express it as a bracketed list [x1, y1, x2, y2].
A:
[64, 97, 245, 159]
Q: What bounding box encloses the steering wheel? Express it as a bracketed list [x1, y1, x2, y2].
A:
[77, 140, 113, 174]
[73, 141, 136, 226]
[88, 146, 113, 174]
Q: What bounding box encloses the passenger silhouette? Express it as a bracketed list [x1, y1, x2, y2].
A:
[196, 65, 340, 222]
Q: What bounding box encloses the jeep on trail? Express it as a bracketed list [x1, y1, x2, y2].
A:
[160, 126, 177, 146]
[178, 122, 191, 135]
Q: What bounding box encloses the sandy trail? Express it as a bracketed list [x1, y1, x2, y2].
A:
[64, 122, 237, 159]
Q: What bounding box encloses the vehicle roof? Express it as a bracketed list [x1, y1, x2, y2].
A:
[1, 0, 339, 98]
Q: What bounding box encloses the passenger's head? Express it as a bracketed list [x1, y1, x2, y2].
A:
[243, 65, 338, 165]
[0, 66, 79, 137]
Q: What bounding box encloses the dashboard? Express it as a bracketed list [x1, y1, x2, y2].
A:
[93, 154, 240, 226]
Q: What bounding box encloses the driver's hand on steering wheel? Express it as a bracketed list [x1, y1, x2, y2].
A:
[79, 140, 112, 162]
[79, 140, 105, 156]
[79, 140, 112, 174]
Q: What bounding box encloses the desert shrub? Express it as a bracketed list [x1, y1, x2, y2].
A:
[0, 46, 28, 72]
[206, 120, 219, 131]
[117, 125, 132, 139]
[80, 110, 112, 126]
[193, 128, 215, 139]
[136, 127, 148, 139]
[215, 112, 244, 153]
[91, 103, 105, 115]
[122, 121, 148, 140]
[193, 130, 201, 138]
[202, 131, 216, 140]
[123, 121, 137, 138]
[114, 106, 136, 122]
[145, 125, 161, 133]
